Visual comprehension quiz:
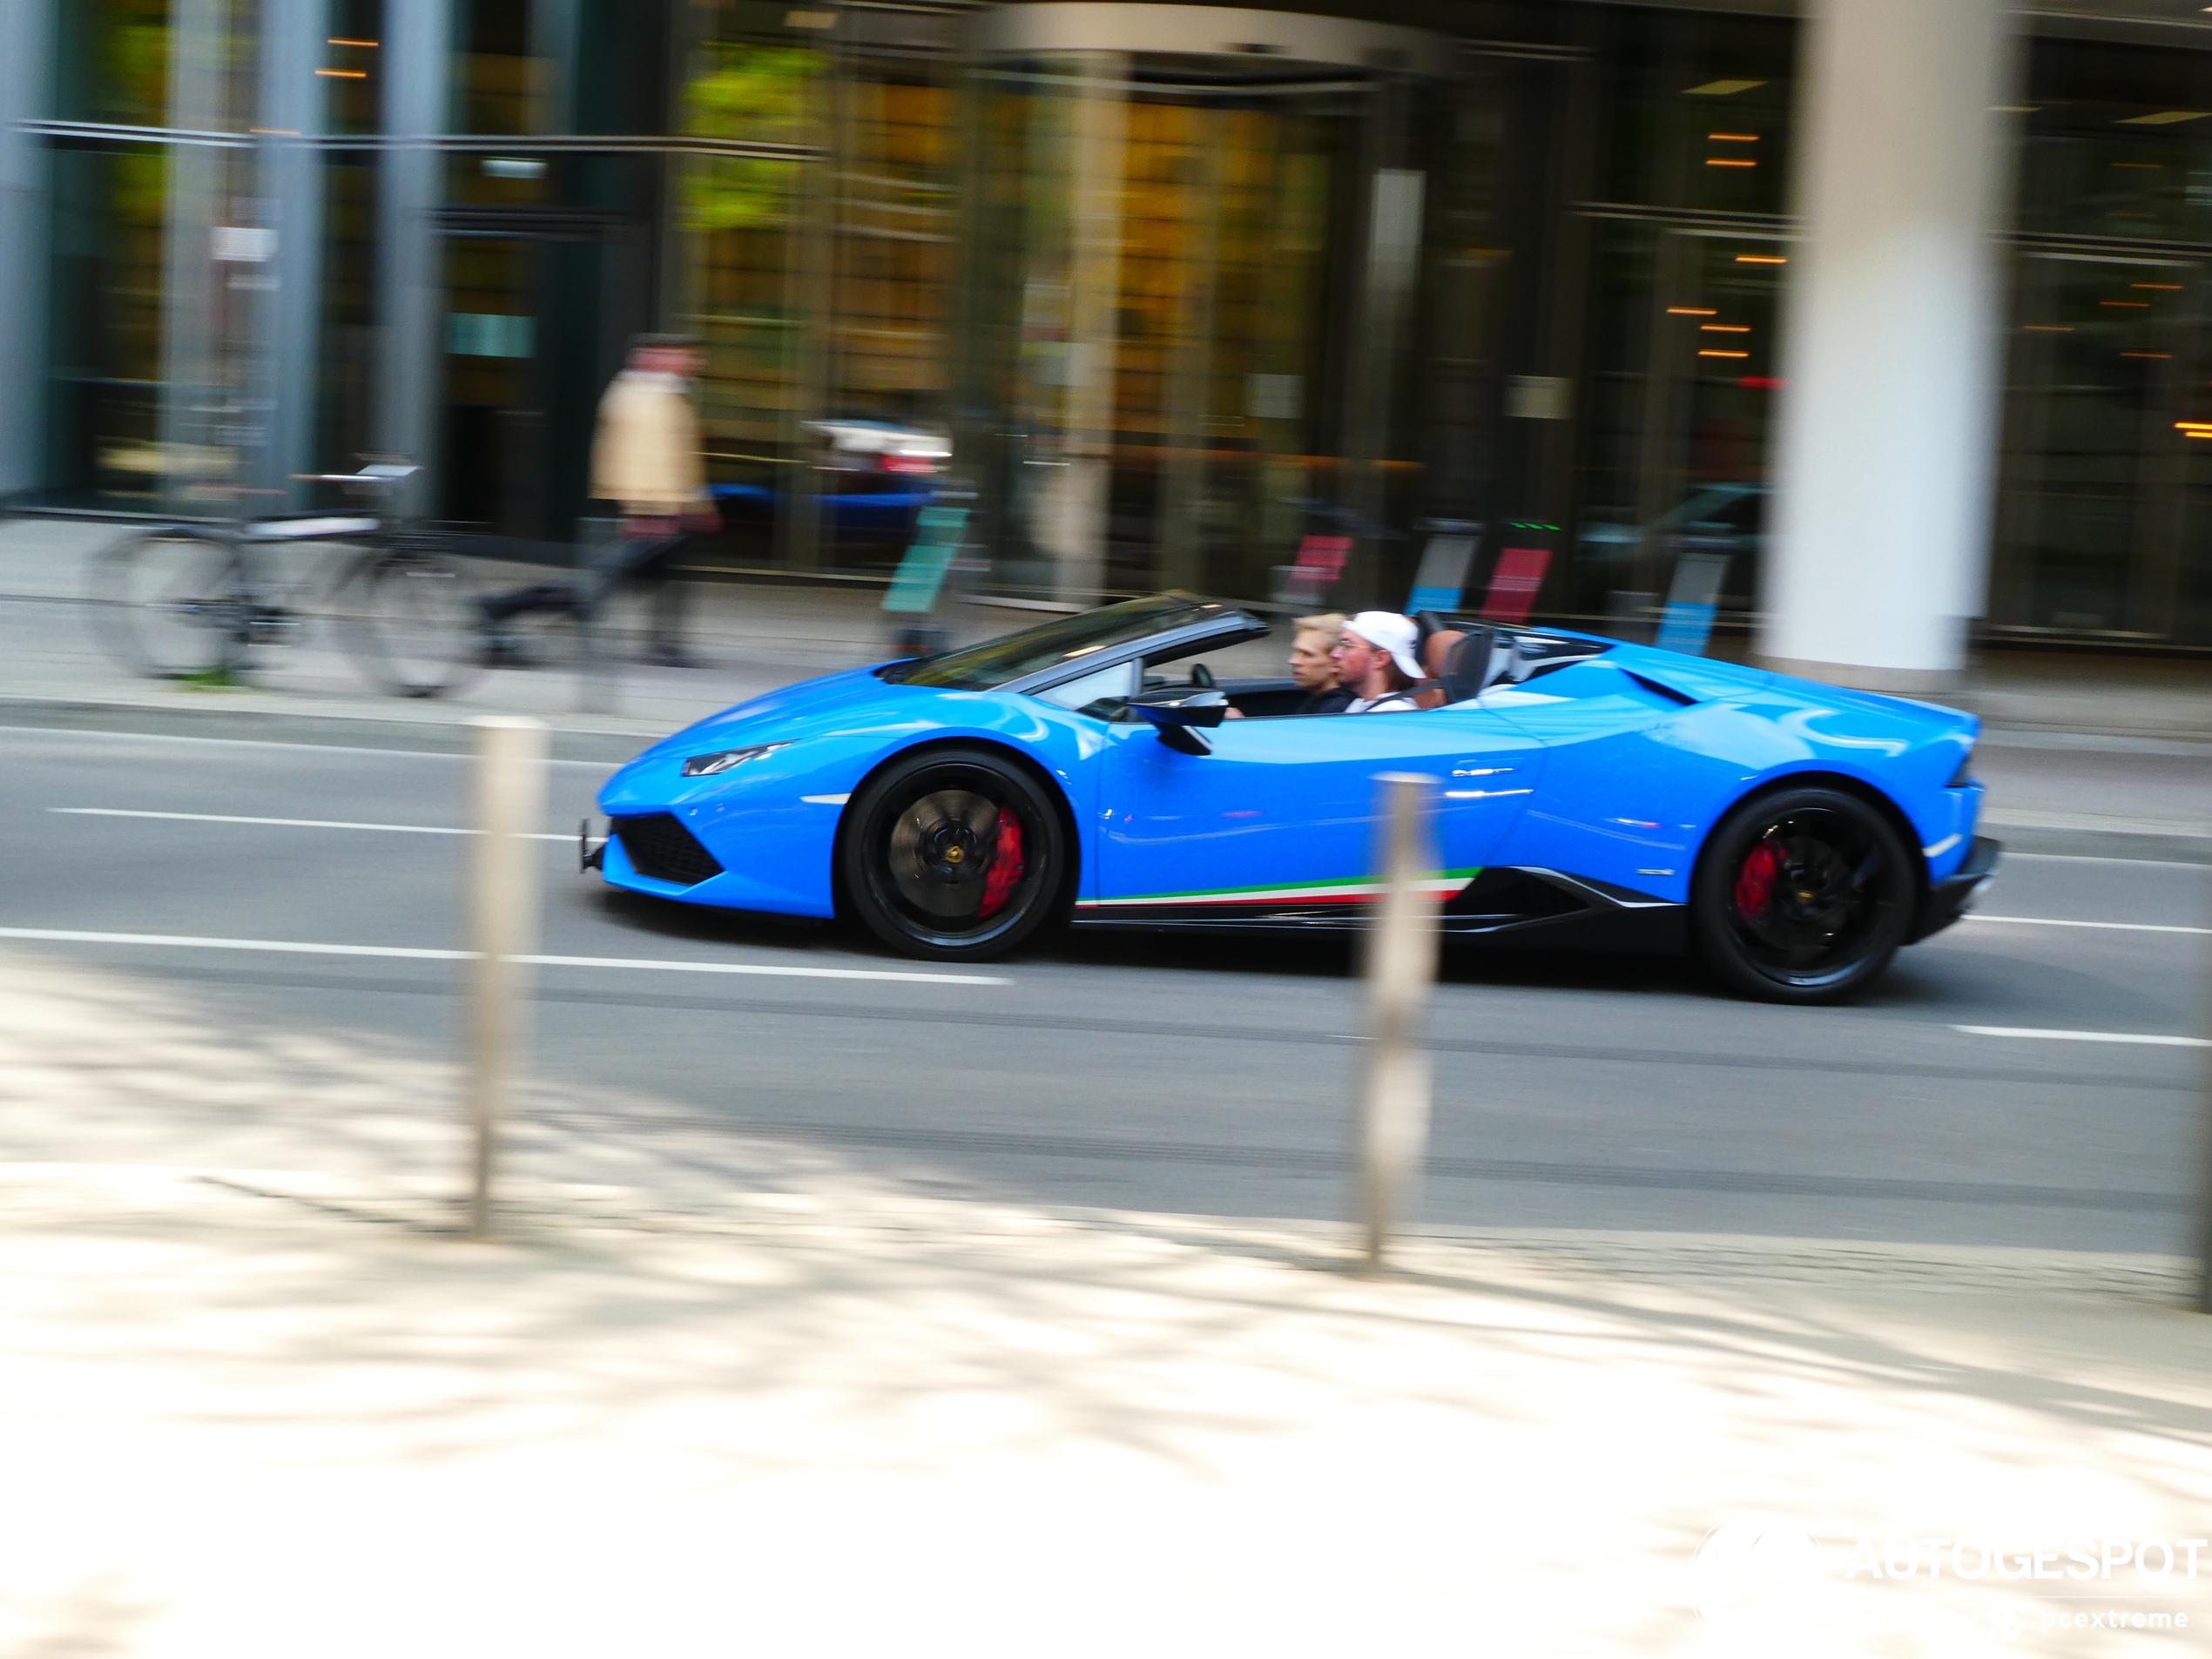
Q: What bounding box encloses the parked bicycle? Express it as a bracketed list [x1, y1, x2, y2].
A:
[89, 464, 489, 698]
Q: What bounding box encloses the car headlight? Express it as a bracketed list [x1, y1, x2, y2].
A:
[681, 742, 790, 777]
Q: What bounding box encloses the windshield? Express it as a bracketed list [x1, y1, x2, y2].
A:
[883, 593, 1231, 691]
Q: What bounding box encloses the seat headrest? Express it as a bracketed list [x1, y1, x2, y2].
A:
[1437, 626, 1498, 705]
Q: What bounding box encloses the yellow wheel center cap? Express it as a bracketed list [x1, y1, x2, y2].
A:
[946, 846, 963, 863]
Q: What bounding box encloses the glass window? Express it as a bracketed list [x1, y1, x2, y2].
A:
[1594, 10, 1795, 217]
[324, 0, 385, 136]
[1029, 657, 1139, 714]
[827, 68, 954, 433]
[2014, 40, 2212, 244]
[314, 152, 381, 471]
[458, 0, 533, 134]
[44, 142, 170, 499]
[1991, 251, 2198, 639]
[681, 11, 827, 534]
[1984, 35, 2212, 644]
[964, 58, 1391, 603]
[57, 0, 173, 128]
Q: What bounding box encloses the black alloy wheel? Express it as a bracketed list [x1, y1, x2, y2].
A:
[841, 747, 1066, 961]
[1691, 786, 1915, 1004]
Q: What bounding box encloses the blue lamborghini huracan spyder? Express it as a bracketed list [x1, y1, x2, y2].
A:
[588, 592, 1997, 1002]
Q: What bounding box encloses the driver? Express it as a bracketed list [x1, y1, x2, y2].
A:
[1290, 612, 1354, 714]
[1331, 612, 1423, 713]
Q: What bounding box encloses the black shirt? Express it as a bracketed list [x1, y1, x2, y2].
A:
[1298, 686, 1356, 715]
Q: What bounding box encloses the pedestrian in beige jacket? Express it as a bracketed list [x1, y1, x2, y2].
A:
[476, 334, 719, 668]
[592, 339, 716, 527]
[590, 336, 718, 665]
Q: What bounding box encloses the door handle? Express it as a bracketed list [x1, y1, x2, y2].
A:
[1446, 763, 1530, 800]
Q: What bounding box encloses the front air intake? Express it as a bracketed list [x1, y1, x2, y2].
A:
[612, 813, 725, 887]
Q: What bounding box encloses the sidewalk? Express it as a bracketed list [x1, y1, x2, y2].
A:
[3, 941, 2211, 1657]
[8, 514, 2211, 751]
[0, 516, 931, 752]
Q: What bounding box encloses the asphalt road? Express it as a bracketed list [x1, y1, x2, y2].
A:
[3, 719, 2207, 1253]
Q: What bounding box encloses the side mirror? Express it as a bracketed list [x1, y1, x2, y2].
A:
[1129, 688, 1229, 755]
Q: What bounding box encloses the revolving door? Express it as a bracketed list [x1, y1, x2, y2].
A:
[957, 4, 1458, 606]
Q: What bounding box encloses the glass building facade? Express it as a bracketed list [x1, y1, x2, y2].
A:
[10, 0, 2212, 650]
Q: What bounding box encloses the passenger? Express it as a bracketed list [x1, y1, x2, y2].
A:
[1290, 611, 1354, 714]
[1331, 612, 1423, 713]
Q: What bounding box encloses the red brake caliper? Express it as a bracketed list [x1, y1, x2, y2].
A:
[977, 811, 1026, 919]
[1734, 840, 1783, 921]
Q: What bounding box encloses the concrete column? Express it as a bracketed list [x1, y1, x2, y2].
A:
[158, 0, 235, 510]
[1760, 0, 2014, 693]
[255, 0, 330, 505]
[776, 36, 841, 575]
[0, 0, 53, 496]
[1039, 51, 1126, 607]
[375, 0, 454, 509]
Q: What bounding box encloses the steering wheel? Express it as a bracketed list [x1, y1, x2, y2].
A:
[1189, 662, 1215, 688]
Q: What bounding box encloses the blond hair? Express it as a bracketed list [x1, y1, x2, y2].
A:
[1293, 610, 1347, 648]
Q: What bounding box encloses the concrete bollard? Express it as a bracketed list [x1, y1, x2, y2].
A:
[1358, 772, 1441, 1273]
[466, 715, 550, 1238]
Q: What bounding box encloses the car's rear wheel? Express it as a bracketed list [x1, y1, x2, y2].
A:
[1691, 786, 1915, 1004]
[840, 748, 1066, 961]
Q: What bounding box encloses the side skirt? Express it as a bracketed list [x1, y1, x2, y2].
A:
[1069, 867, 1688, 954]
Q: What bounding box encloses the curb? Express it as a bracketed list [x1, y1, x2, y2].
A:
[0, 695, 657, 763]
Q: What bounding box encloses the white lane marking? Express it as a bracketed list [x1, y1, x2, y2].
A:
[520, 952, 1002, 986]
[1962, 915, 2211, 936]
[1955, 1025, 2210, 1049]
[800, 793, 851, 806]
[0, 927, 459, 961]
[2005, 852, 2212, 871]
[0, 927, 1007, 987]
[52, 807, 572, 841]
[0, 724, 619, 767]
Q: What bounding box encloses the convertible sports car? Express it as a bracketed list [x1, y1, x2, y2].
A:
[588, 592, 1999, 1002]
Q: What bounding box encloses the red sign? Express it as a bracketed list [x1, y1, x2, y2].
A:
[1291, 534, 1352, 583]
[1480, 546, 1552, 624]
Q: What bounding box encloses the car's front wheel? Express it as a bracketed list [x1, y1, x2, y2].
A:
[1691, 785, 1915, 1003]
[840, 747, 1067, 961]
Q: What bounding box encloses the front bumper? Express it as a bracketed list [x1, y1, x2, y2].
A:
[1911, 835, 2000, 943]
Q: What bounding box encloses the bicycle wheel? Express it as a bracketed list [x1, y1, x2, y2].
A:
[88, 529, 246, 679]
[334, 544, 489, 698]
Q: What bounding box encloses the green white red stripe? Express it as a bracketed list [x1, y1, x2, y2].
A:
[1076, 868, 1480, 909]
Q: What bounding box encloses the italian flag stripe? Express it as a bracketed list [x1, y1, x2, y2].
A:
[1076, 868, 1480, 909]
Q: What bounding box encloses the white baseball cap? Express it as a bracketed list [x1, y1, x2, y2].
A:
[1343, 610, 1424, 678]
